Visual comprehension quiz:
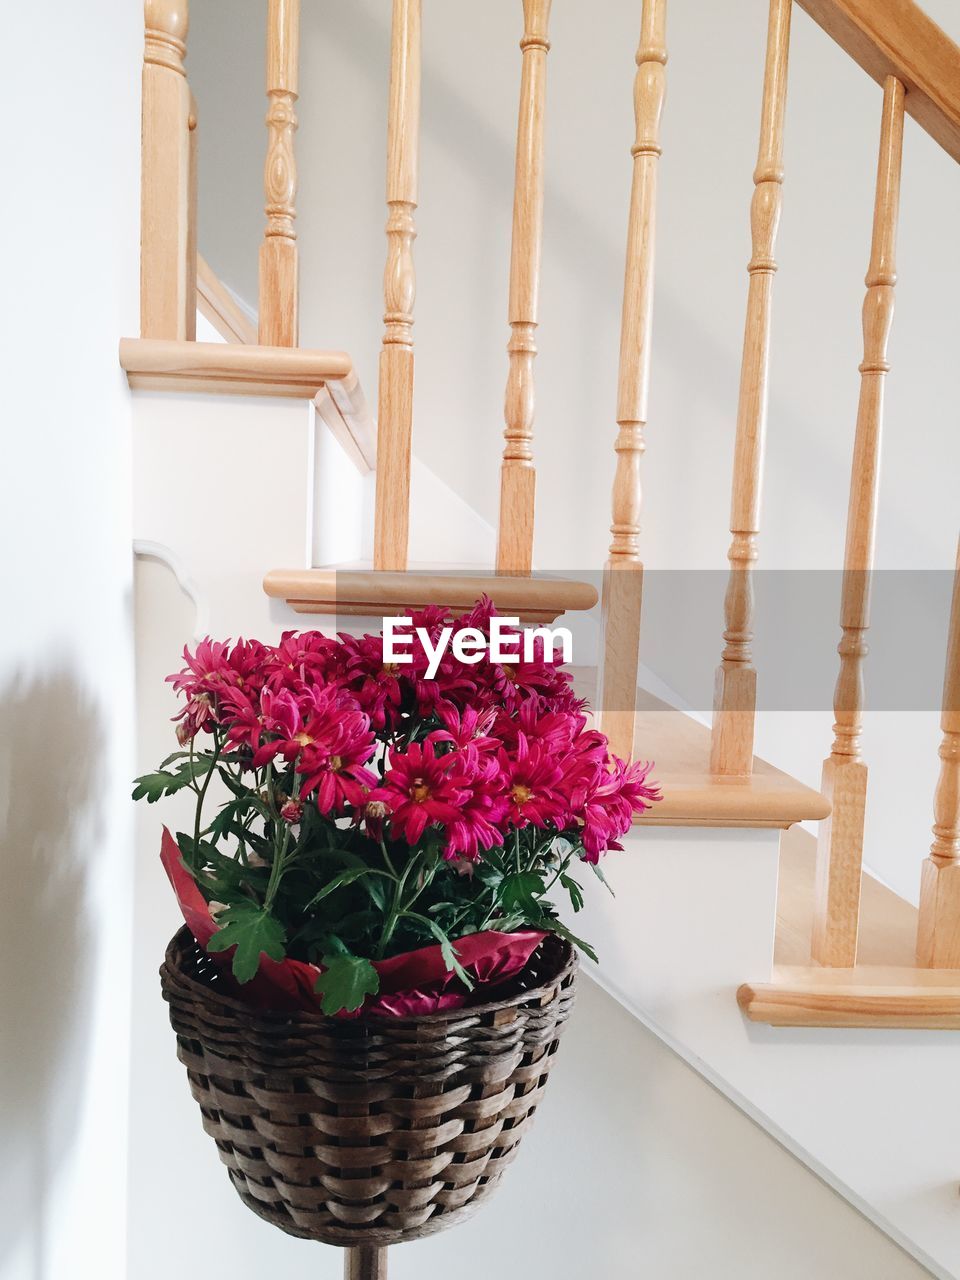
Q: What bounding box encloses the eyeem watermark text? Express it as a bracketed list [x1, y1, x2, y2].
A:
[383, 615, 573, 679]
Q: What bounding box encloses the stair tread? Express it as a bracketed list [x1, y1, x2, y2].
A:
[263, 564, 599, 622]
[570, 670, 830, 828]
[120, 337, 355, 397]
[738, 829, 944, 1028]
[737, 967, 960, 1028]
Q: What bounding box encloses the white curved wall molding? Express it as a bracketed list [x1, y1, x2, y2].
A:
[133, 539, 208, 640]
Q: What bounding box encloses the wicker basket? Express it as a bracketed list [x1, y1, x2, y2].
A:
[160, 926, 577, 1246]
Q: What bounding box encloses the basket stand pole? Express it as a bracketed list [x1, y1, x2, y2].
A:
[344, 1245, 388, 1279]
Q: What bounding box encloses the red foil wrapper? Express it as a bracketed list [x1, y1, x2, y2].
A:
[161, 828, 547, 1017]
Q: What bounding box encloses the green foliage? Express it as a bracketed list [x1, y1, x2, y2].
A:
[136, 732, 610, 996]
[131, 755, 214, 803]
[207, 902, 287, 983]
[500, 871, 543, 915]
[314, 953, 380, 1014]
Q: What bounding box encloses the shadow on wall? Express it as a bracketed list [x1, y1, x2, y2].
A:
[0, 671, 103, 1280]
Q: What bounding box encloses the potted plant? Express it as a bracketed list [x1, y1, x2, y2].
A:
[137, 599, 659, 1247]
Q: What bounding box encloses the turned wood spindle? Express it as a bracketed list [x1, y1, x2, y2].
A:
[373, 0, 421, 572]
[186, 92, 198, 343]
[496, 0, 553, 576]
[259, 0, 300, 347]
[812, 75, 905, 967]
[141, 0, 194, 340]
[711, 0, 792, 778]
[596, 0, 666, 763]
[917, 540, 960, 968]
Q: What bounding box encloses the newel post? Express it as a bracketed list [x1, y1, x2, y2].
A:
[141, 0, 195, 340]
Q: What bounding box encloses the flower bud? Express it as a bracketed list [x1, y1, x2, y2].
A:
[280, 798, 303, 824]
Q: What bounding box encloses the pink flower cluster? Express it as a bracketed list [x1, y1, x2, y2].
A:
[167, 600, 660, 863]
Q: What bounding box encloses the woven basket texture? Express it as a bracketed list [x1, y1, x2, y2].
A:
[160, 926, 577, 1245]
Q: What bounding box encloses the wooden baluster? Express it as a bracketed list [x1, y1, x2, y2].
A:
[917, 540, 960, 967]
[373, 0, 421, 572]
[259, 0, 300, 348]
[812, 76, 905, 967]
[185, 93, 198, 342]
[596, 0, 666, 763]
[496, 0, 553, 575]
[711, 0, 792, 778]
[141, 0, 193, 339]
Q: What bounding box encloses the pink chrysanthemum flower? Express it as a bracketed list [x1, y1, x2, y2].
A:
[579, 758, 662, 861]
[168, 637, 271, 740]
[262, 630, 339, 693]
[367, 741, 469, 844]
[498, 736, 568, 829]
[338, 632, 405, 731]
[444, 747, 510, 861]
[427, 704, 499, 752]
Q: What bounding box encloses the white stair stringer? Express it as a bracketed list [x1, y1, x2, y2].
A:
[131, 388, 505, 640]
[569, 823, 960, 1280]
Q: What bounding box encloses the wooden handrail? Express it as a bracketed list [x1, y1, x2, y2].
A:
[496, 0, 553, 576]
[812, 75, 905, 968]
[711, 0, 792, 780]
[196, 255, 258, 345]
[795, 0, 960, 165]
[373, 0, 421, 571]
[259, 0, 300, 347]
[315, 373, 377, 475]
[595, 0, 666, 764]
[141, 0, 194, 340]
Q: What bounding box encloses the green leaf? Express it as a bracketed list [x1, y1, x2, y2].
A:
[488, 914, 525, 933]
[588, 861, 616, 897]
[313, 954, 380, 1014]
[207, 903, 286, 983]
[158, 749, 193, 770]
[131, 770, 183, 804]
[205, 797, 247, 843]
[544, 919, 599, 965]
[404, 913, 474, 991]
[132, 755, 215, 803]
[559, 873, 584, 913]
[499, 871, 543, 915]
[362, 874, 388, 912]
[218, 766, 256, 800]
[304, 866, 392, 911]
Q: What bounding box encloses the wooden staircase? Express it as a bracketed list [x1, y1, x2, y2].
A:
[125, 0, 960, 1031]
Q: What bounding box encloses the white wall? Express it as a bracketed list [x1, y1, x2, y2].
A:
[0, 3, 140, 1278]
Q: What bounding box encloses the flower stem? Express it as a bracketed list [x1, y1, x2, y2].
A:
[193, 732, 221, 853]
